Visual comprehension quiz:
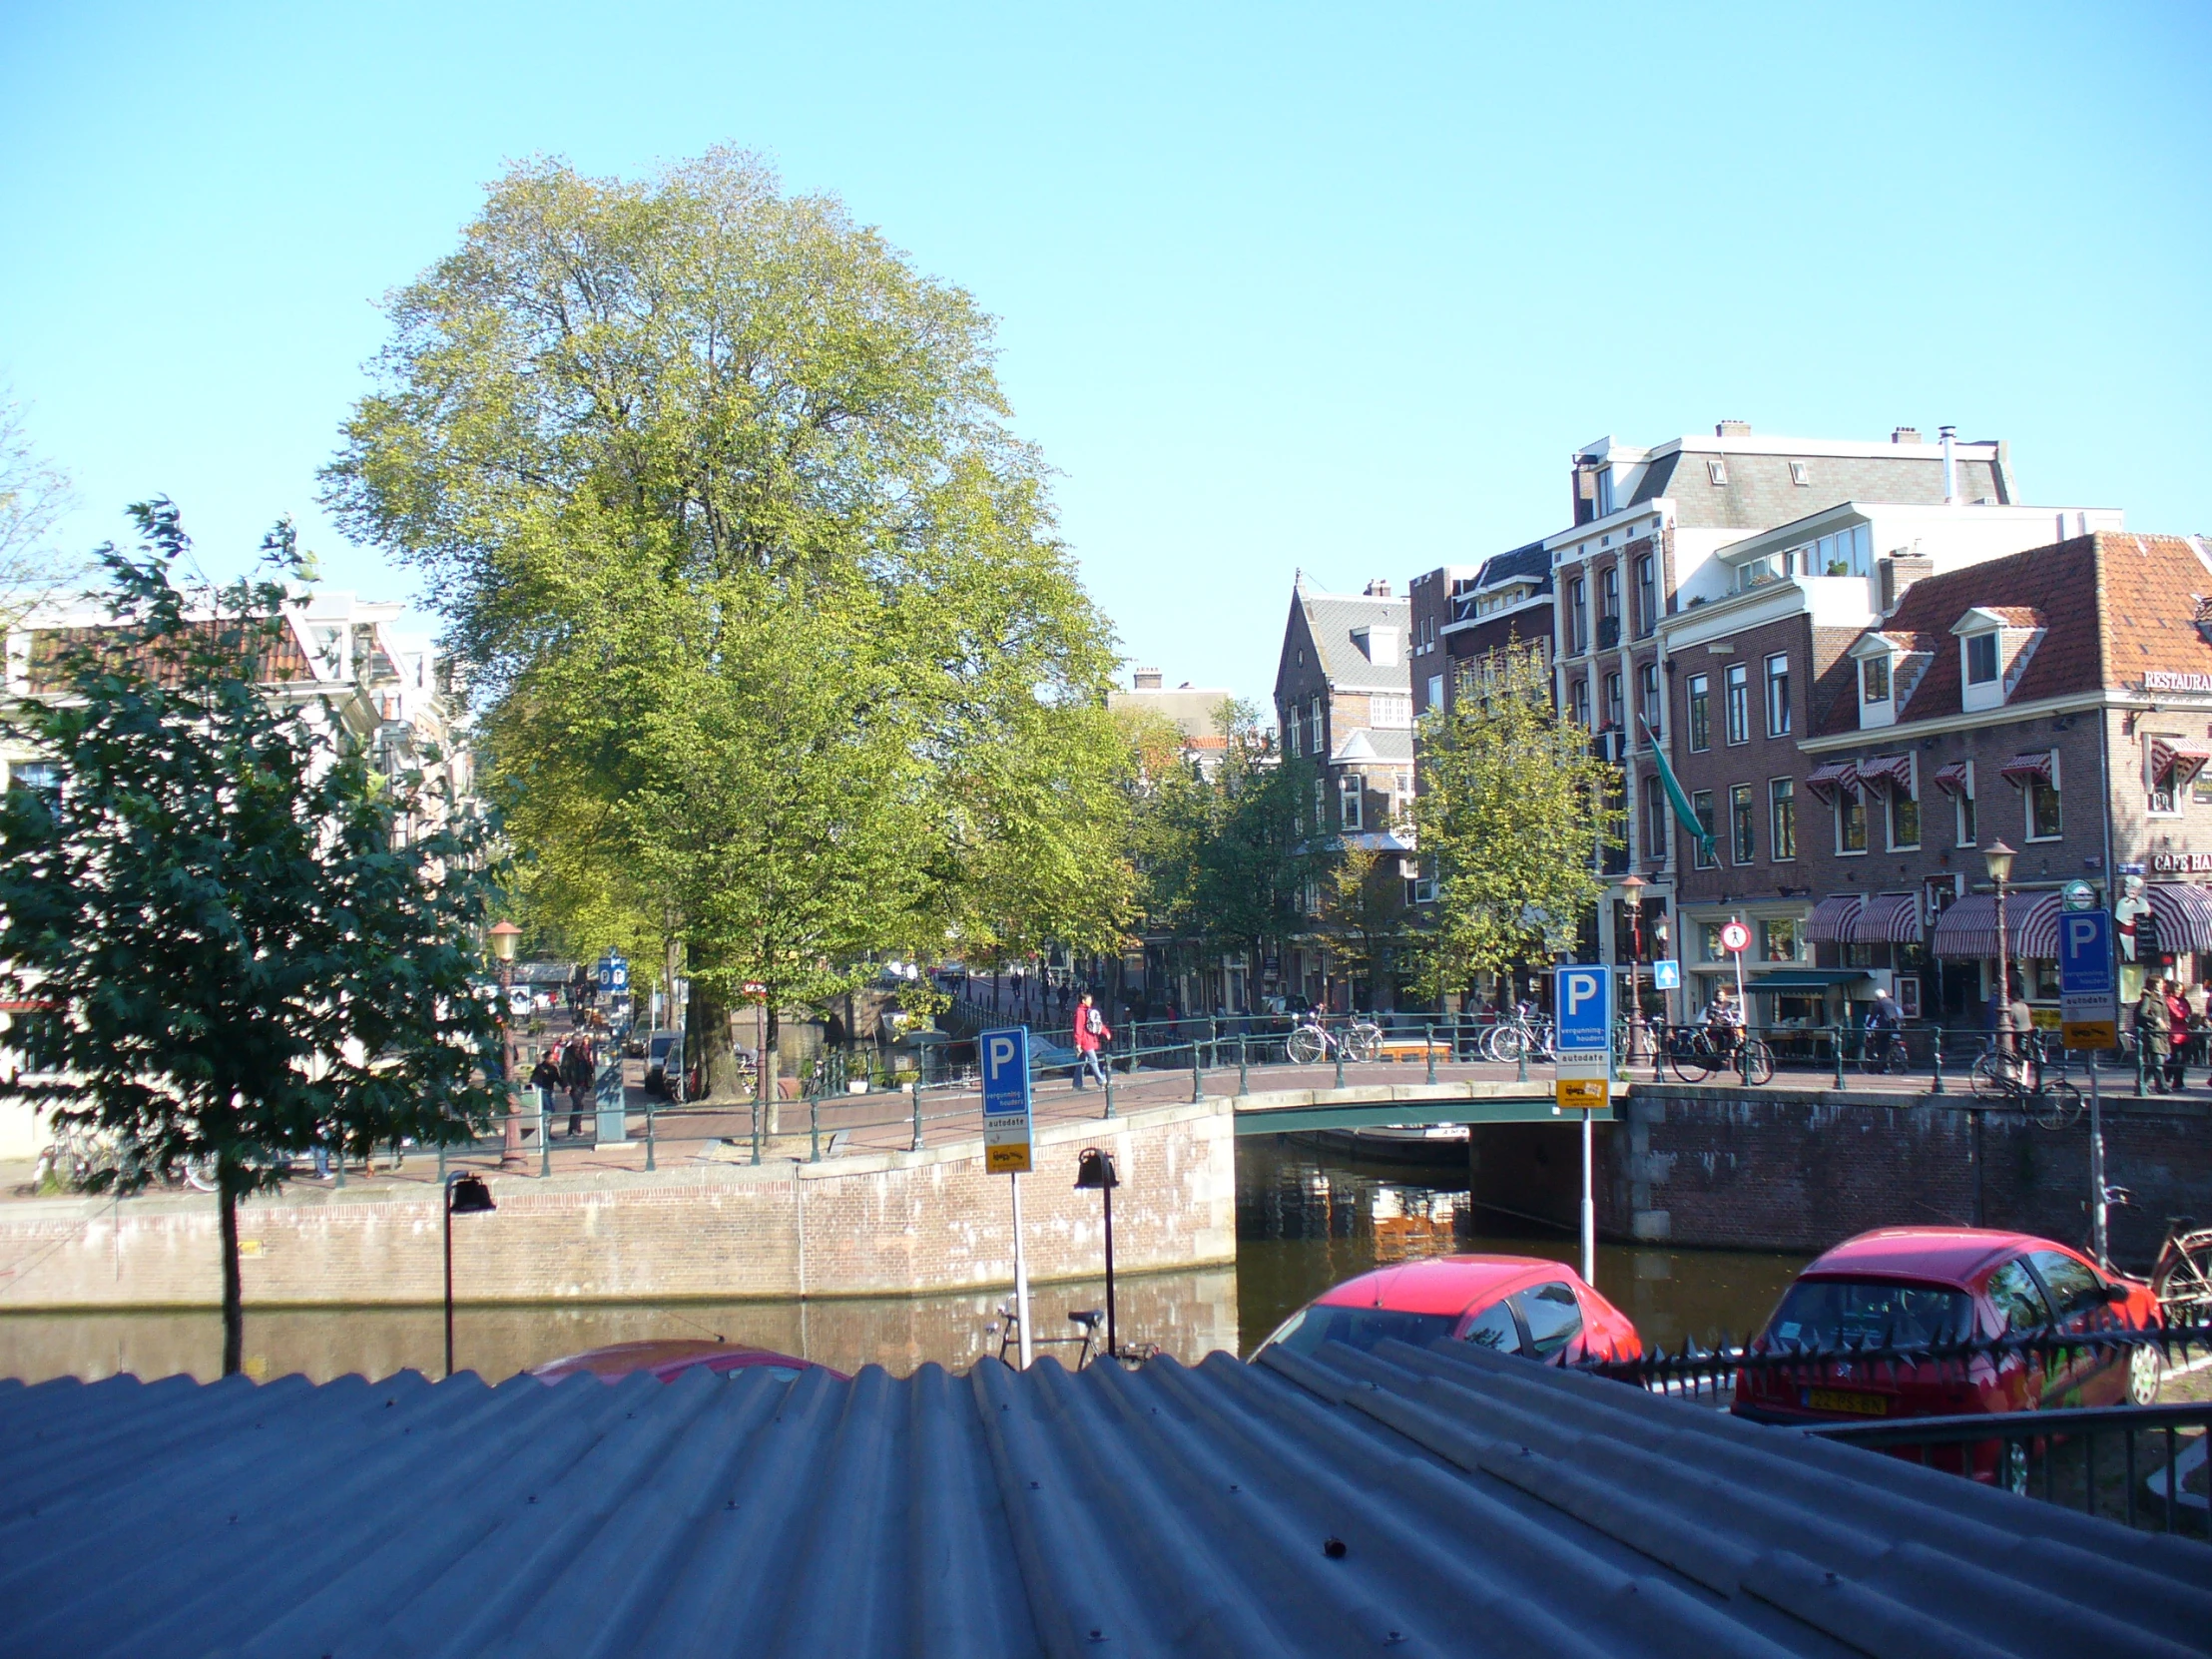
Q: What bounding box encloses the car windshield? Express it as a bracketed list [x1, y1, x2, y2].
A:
[1263, 1304, 1459, 1358]
[1763, 1278, 1971, 1350]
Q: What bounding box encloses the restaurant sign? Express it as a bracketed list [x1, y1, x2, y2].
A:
[2150, 851, 2212, 873]
[2139, 671, 2212, 694]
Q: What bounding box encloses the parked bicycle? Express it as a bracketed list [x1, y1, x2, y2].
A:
[2152, 1215, 2212, 1327]
[1481, 1014, 1555, 1064]
[1286, 1014, 1382, 1066]
[1663, 1024, 1774, 1086]
[1970, 1032, 2082, 1129]
[985, 1304, 1159, 1369]
[1857, 1026, 1912, 1076]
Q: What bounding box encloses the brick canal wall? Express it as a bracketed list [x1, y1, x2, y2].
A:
[0, 1099, 1236, 1310]
[1607, 1085, 2212, 1269]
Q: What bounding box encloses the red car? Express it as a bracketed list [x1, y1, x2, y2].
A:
[1732, 1227, 2161, 1473]
[528, 1339, 849, 1385]
[1254, 1255, 1643, 1366]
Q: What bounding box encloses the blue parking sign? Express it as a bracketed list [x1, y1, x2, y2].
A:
[1555, 964, 1611, 1053]
[979, 1027, 1033, 1174]
[2057, 910, 2113, 995]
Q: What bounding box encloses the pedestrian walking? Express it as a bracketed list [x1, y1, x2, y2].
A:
[2136, 977, 2172, 1092]
[561, 1035, 595, 1134]
[2167, 981, 2193, 1091]
[1072, 989, 1112, 1090]
[529, 1048, 561, 1142]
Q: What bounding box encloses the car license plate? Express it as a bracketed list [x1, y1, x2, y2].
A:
[1804, 1387, 1889, 1415]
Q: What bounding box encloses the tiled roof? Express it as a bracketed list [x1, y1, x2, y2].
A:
[1818, 533, 2212, 733]
[25, 617, 315, 696]
[5, 1342, 2206, 1656]
[1303, 592, 1412, 692]
[1473, 540, 1550, 589]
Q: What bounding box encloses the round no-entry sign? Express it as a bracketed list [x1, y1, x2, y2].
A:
[1719, 920, 1751, 954]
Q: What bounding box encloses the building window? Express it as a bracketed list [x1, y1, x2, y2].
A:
[1634, 554, 1657, 638]
[1691, 790, 1717, 868]
[1642, 773, 1664, 857]
[1370, 693, 1411, 729]
[1287, 706, 1302, 756]
[2027, 757, 2061, 839]
[1837, 786, 1868, 853]
[1687, 674, 1711, 752]
[1765, 653, 1791, 737]
[1424, 674, 1443, 714]
[1889, 761, 1921, 849]
[1568, 676, 1590, 729]
[1730, 784, 1755, 864]
[2146, 736, 2184, 817]
[1862, 655, 1890, 704]
[1762, 918, 1804, 961]
[1568, 577, 1588, 654]
[1770, 777, 1796, 860]
[1339, 775, 1363, 831]
[1724, 663, 1750, 745]
[1955, 762, 1977, 846]
[1789, 460, 1811, 487]
[1706, 457, 1728, 486]
[1965, 632, 1999, 686]
[1603, 672, 1623, 732]
[1637, 663, 1660, 730]
[1314, 778, 1325, 828]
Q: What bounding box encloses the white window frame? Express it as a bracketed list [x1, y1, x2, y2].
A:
[1769, 776, 1797, 862]
[1764, 652, 1791, 738]
[1835, 785, 1869, 857]
[1886, 755, 1921, 852]
[1954, 760, 1977, 847]
[1723, 663, 1750, 746]
[1339, 774, 1363, 832]
[2024, 749, 2063, 842]
[2146, 734, 2184, 819]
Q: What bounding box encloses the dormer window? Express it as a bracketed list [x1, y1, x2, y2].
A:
[1965, 632, 1998, 685]
[1861, 655, 1891, 704]
[1951, 606, 2045, 715]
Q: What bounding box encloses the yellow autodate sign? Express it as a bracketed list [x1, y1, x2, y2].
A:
[1555, 1078, 1608, 1110]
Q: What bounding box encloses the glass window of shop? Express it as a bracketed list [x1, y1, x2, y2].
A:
[1762, 918, 1805, 961]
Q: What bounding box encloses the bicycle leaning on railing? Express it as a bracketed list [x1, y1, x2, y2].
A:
[985, 1304, 1161, 1369]
[1969, 1031, 2083, 1129]
[1285, 1013, 1382, 1066]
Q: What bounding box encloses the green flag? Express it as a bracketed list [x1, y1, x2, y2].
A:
[1640, 717, 1716, 868]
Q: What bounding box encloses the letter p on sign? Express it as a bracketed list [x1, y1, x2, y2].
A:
[986, 1035, 1016, 1079]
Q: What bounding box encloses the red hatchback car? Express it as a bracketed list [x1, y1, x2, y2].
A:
[1732, 1227, 2161, 1462]
[1255, 1255, 1643, 1366]
[529, 1339, 849, 1385]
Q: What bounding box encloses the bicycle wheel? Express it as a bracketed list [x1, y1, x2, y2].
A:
[2154, 1230, 2212, 1325]
[1668, 1036, 1714, 1084]
[1347, 1022, 1382, 1062]
[1489, 1025, 1525, 1064]
[1970, 1052, 2021, 1101]
[1738, 1040, 1775, 1087]
[2029, 1078, 2082, 1132]
[1286, 1027, 1325, 1065]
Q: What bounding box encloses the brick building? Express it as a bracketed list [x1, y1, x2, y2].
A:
[1406, 541, 1552, 723]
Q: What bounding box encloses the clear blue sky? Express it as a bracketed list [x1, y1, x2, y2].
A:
[3, 2, 2205, 703]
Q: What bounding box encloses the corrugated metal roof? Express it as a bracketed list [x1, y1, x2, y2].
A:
[2, 1341, 2206, 1657]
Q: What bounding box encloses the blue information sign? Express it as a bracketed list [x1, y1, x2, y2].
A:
[1651, 959, 1681, 991]
[2057, 910, 2113, 995]
[1555, 964, 1611, 1053]
[597, 953, 629, 993]
[979, 1027, 1033, 1174]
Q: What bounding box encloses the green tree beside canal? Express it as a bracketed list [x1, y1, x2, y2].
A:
[1408, 642, 1614, 1004]
[324, 149, 1134, 1095]
[0, 505, 510, 1376]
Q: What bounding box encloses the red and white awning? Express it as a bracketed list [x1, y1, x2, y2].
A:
[1931, 761, 1971, 798]
[1805, 762, 1861, 806]
[1931, 890, 2063, 959]
[2150, 737, 2212, 790]
[1847, 891, 1923, 944]
[1856, 755, 1915, 795]
[1806, 894, 1863, 942]
[1998, 752, 2053, 789]
[2150, 881, 2212, 954]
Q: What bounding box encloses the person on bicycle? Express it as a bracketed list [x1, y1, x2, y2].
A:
[1703, 986, 1743, 1052]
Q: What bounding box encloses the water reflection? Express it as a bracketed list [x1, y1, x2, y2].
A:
[0, 1139, 1810, 1384]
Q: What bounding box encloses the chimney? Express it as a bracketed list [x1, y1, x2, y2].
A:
[1364, 579, 1392, 598]
[1133, 667, 1163, 691]
[1715, 420, 1752, 437]
[1939, 424, 1957, 504]
[1879, 554, 1935, 614]
[1891, 426, 1922, 445]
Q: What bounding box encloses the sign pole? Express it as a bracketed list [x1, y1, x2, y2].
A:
[1580, 1111, 1595, 1286]
[2088, 1063, 2107, 1269]
[1553, 963, 1611, 1291]
[1010, 1172, 1033, 1369]
[2055, 898, 2116, 1269]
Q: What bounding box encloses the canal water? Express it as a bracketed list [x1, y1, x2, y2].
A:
[0, 1140, 1809, 1384]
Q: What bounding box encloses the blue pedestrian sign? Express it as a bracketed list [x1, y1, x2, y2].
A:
[1555, 964, 1611, 1053]
[2056, 909, 2117, 1049]
[979, 1027, 1034, 1174]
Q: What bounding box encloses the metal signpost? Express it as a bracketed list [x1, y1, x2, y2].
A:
[2057, 905, 2118, 1266]
[1554, 964, 1611, 1287]
[980, 1028, 1035, 1368]
[1719, 919, 1751, 1008]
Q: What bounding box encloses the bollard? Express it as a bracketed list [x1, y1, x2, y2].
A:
[1104, 1047, 1116, 1119]
[1208, 1016, 1219, 1071]
[335, 1134, 346, 1189]
[809, 1091, 820, 1163]
[1334, 1037, 1346, 1091]
[1516, 1039, 1528, 1085]
[1930, 1025, 1945, 1095]
[2135, 1038, 2147, 1099]
[1833, 1025, 1846, 1091]
[751, 1098, 762, 1165]
[1425, 1024, 1436, 1085]
[541, 1101, 552, 1178]
[1191, 1041, 1204, 1104]
[1239, 1035, 1250, 1096]
[645, 1096, 657, 1172]
[432, 1140, 440, 1186]
[910, 1084, 924, 1151]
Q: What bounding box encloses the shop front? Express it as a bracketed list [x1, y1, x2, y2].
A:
[1679, 902, 1813, 1026]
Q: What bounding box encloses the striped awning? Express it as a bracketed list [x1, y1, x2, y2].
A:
[1856, 755, 1915, 795]
[1998, 751, 2053, 789]
[1931, 761, 1971, 797]
[1805, 762, 1860, 805]
[1806, 894, 1863, 942]
[1847, 891, 1923, 944]
[2150, 737, 2212, 789]
[2150, 881, 2212, 954]
[1931, 890, 2064, 959]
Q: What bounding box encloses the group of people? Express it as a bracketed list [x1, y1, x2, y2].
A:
[526, 1032, 600, 1136]
[2133, 976, 2212, 1093]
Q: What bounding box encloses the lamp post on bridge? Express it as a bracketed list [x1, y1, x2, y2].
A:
[1619, 872, 1647, 1068]
[488, 920, 525, 1170]
[1984, 841, 2016, 1053]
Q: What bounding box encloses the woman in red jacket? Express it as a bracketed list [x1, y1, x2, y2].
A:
[1073, 990, 1112, 1090]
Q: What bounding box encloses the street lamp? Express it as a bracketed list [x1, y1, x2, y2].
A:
[1619, 872, 1647, 1064]
[1984, 841, 2016, 1050]
[443, 1172, 496, 1379]
[1074, 1147, 1120, 1363]
[487, 921, 525, 1170]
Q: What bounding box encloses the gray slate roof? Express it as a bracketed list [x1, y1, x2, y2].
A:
[3, 1341, 2206, 1656]
[1303, 590, 1411, 692]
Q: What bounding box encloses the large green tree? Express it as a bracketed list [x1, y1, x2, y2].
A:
[0, 504, 508, 1374]
[323, 151, 1132, 1096]
[1408, 644, 1615, 1005]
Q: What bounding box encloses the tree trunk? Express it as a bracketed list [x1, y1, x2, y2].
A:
[218, 1153, 243, 1378]
[762, 1001, 782, 1137]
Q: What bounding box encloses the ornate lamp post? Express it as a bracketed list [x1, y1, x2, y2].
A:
[488, 921, 525, 1169]
[1984, 841, 2016, 1050]
[1619, 873, 1647, 1063]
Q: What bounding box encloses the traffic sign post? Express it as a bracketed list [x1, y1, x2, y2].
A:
[2056, 909, 2117, 1267]
[1553, 965, 1612, 1288]
[980, 1028, 1035, 1366]
[1651, 959, 1681, 991]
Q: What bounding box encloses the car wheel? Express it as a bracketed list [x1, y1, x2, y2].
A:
[2128, 1340, 2163, 1405]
